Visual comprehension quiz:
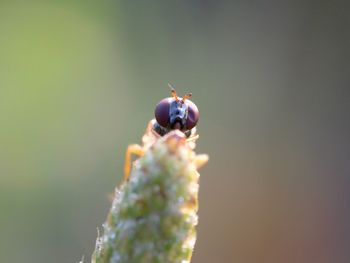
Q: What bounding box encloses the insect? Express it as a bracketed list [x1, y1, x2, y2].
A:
[123, 84, 208, 181]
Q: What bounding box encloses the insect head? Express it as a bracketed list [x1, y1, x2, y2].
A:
[154, 85, 199, 136]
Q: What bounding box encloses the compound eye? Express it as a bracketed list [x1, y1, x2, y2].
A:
[155, 98, 171, 127]
[185, 100, 199, 130]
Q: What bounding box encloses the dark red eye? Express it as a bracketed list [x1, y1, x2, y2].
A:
[185, 100, 199, 129]
[155, 98, 171, 127]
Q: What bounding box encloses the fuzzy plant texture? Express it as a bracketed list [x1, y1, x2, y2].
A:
[91, 131, 208, 263]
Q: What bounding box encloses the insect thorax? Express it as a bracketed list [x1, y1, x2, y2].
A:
[153, 121, 192, 138]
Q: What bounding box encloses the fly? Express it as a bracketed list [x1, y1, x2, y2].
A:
[123, 84, 208, 181]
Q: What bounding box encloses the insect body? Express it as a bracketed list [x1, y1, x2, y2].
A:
[123, 85, 207, 181]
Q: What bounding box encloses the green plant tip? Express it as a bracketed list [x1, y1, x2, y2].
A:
[91, 131, 208, 263]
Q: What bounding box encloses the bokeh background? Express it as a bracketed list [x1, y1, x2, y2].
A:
[1, 1, 349, 263]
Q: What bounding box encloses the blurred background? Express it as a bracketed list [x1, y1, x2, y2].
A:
[0, 1, 349, 263]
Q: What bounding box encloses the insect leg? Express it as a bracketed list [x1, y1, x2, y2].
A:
[186, 134, 199, 142]
[194, 154, 209, 169]
[124, 144, 145, 181]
